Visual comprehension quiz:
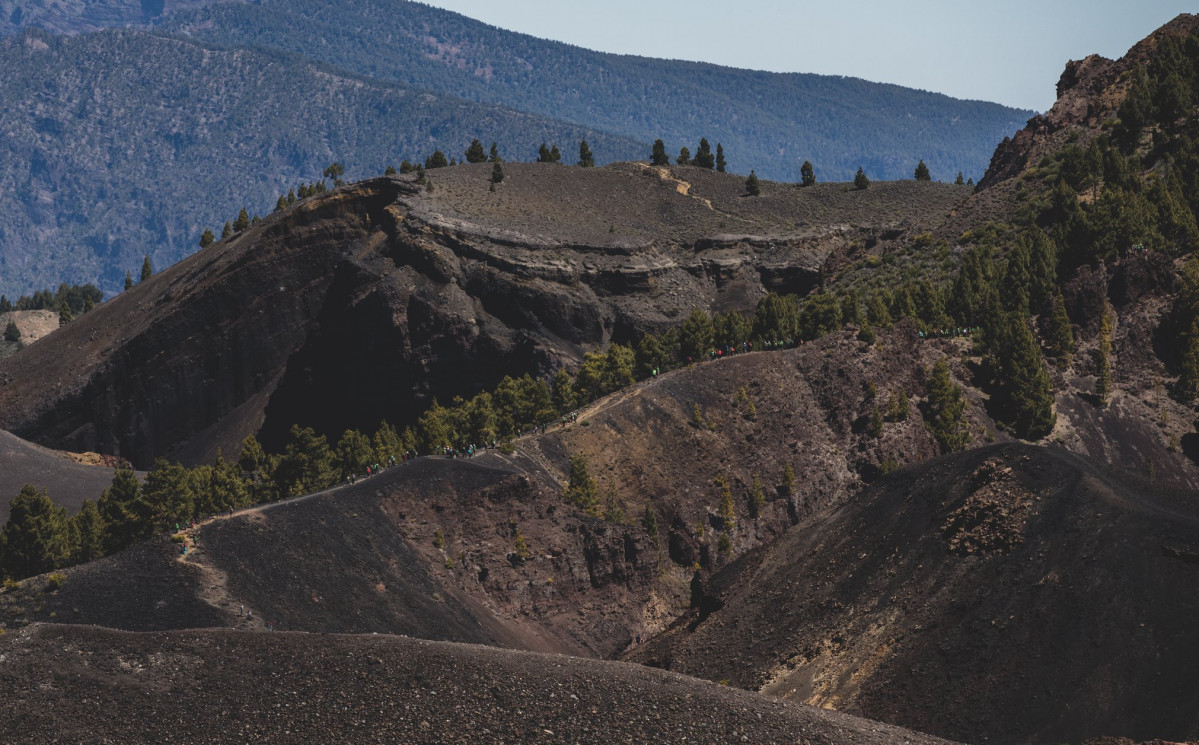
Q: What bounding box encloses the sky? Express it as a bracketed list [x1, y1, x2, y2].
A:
[418, 0, 1195, 112]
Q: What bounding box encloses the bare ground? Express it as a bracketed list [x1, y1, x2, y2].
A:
[0, 623, 957, 745]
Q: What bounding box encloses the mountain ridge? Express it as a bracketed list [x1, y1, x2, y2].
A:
[0, 26, 647, 298]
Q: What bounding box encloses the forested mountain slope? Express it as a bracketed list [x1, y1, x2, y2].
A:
[157, 0, 1031, 183]
[0, 28, 644, 298]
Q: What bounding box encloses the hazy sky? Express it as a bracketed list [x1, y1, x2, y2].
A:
[418, 1, 1194, 112]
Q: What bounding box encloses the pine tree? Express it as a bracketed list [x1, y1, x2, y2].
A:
[275, 195, 287, 212]
[694, 138, 715, 169]
[800, 160, 815, 187]
[58, 301, 73, 325]
[98, 464, 152, 554]
[425, 150, 449, 169]
[854, 167, 870, 190]
[642, 505, 659, 541]
[868, 404, 884, 437]
[914, 160, 931, 181]
[335, 430, 374, 480]
[989, 312, 1057, 438]
[1001, 238, 1032, 315]
[233, 208, 250, 233]
[715, 143, 727, 173]
[513, 528, 530, 559]
[887, 387, 910, 422]
[549, 145, 562, 163]
[287, 188, 297, 204]
[564, 454, 601, 517]
[651, 139, 669, 166]
[750, 473, 766, 517]
[0, 485, 70, 580]
[139, 255, 153, 282]
[578, 140, 595, 168]
[955, 172, 965, 185]
[780, 464, 796, 498]
[273, 425, 336, 497]
[372, 421, 404, 464]
[194, 450, 249, 514]
[141, 459, 196, 532]
[677, 147, 690, 166]
[752, 292, 801, 341]
[69, 499, 105, 564]
[551, 369, 576, 413]
[680, 309, 715, 360]
[925, 358, 969, 453]
[124, 271, 133, 291]
[4, 321, 20, 343]
[384, 165, 397, 176]
[221, 221, 233, 240]
[866, 290, 893, 329]
[465, 139, 487, 163]
[1096, 304, 1113, 407]
[199, 229, 215, 248]
[489, 143, 501, 163]
[538, 143, 553, 163]
[745, 170, 761, 196]
[491, 161, 505, 184]
[322, 162, 345, 185]
[0, 295, 9, 312]
[716, 474, 735, 530]
[1044, 291, 1075, 369]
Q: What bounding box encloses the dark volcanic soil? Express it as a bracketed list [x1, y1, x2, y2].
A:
[627, 444, 1199, 745]
[0, 429, 123, 523]
[0, 165, 969, 468]
[0, 623, 956, 745]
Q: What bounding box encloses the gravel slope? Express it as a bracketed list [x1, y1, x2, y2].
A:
[0, 623, 956, 745]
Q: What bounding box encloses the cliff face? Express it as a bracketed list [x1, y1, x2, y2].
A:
[0, 165, 966, 466]
[977, 13, 1199, 191]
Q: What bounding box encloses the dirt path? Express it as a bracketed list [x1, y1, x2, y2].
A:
[634, 163, 719, 213]
[169, 469, 401, 627]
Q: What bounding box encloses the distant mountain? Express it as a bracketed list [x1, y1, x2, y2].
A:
[154, 0, 1031, 182]
[0, 0, 1032, 186]
[0, 0, 217, 35]
[0, 28, 643, 298]
[0, 0, 1032, 297]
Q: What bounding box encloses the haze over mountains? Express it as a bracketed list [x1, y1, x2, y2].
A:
[3, 8, 1199, 745]
[0, 0, 1031, 298]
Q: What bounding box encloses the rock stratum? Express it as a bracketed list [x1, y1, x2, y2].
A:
[0, 163, 968, 468]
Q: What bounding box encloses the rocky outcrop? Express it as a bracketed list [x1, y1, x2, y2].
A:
[977, 13, 1199, 191]
[628, 444, 1199, 745]
[0, 166, 947, 466]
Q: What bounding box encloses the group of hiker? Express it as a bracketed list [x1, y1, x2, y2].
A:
[917, 327, 977, 339]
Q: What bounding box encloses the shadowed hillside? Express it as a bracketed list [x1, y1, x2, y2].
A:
[627, 444, 1199, 744]
[0, 430, 124, 524]
[4, 351, 1199, 743]
[0, 165, 969, 468]
[0, 624, 955, 745]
